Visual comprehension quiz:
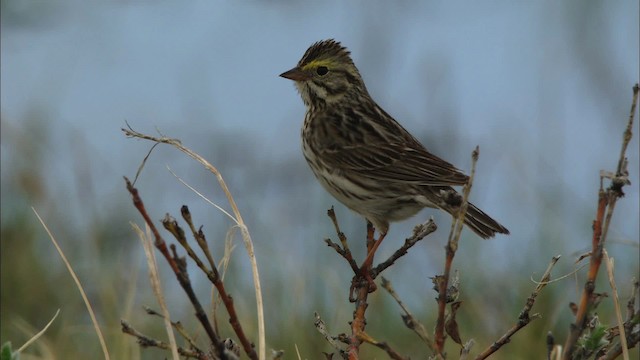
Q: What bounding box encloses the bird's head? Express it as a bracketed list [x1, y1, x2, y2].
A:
[280, 39, 367, 108]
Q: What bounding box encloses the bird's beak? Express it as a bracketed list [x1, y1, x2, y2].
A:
[279, 67, 310, 81]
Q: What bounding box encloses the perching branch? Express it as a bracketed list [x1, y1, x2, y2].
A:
[324, 209, 437, 359]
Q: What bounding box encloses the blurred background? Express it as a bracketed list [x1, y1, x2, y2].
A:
[1, 1, 638, 359]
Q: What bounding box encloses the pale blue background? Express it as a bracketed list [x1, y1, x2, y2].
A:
[2, 0, 638, 342]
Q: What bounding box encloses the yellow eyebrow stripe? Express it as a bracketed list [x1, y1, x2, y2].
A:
[301, 60, 333, 71]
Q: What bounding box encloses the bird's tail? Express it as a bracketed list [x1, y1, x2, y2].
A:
[424, 187, 509, 239]
[458, 202, 509, 239]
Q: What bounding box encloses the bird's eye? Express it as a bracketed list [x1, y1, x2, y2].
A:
[316, 66, 329, 76]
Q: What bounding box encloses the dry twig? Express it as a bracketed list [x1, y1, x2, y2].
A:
[356, 331, 408, 360]
[475, 255, 561, 359]
[124, 179, 228, 357]
[434, 146, 479, 355]
[381, 277, 434, 351]
[120, 320, 205, 359]
[325, 207, 359, 275]
[314, 312, 348, 359]
[144, 306, 200, 354]
[562, 83, 638, 358]
[371, 219, 438, 278]
[123, 125, 265, 360]
[162, 212, 253, 352]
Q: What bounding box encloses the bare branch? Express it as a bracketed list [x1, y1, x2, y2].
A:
[125, 178, 226, 357]
[314, 312, 348, 359]
[475, 255, 561, 359]
[371, 219, 437, 278]
[121, 320, 206, 359]
[563, 83, 638, 358]
[381, 277, 434, 351]
[123, 125, 265, 360]
[357, 331, 409, 360]
[435, 146, 479, 354]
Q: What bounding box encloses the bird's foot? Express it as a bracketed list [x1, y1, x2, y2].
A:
[349, 271, 377, 302]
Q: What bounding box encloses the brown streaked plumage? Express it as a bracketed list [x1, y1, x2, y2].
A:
[280, 39, 509, 239]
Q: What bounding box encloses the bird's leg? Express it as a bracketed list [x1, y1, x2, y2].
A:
[350, 225, 387, 300]
[359, 230, 387, 293]
[366, 221, 375, 250]
[361, 231, 387, 271]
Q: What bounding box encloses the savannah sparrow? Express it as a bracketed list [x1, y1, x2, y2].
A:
[280, 39, 509, 242]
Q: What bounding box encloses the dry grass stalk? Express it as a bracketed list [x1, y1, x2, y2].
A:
[33, 207, 111, 360]
[131, 223, 180, 360]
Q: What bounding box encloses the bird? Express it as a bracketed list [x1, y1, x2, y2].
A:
[280, 39, 508, 260]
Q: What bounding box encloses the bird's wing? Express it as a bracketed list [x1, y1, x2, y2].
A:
[319, 143, 469, 186]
